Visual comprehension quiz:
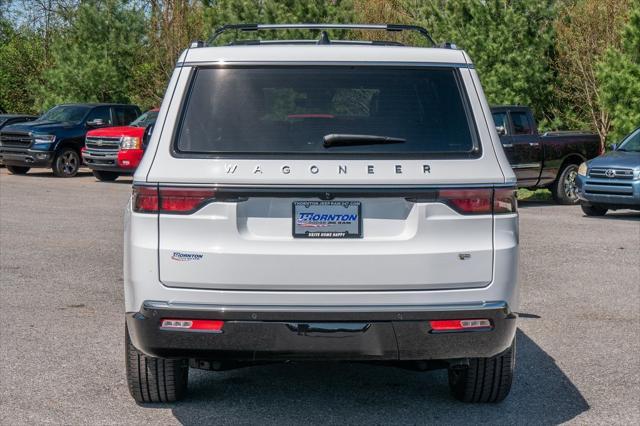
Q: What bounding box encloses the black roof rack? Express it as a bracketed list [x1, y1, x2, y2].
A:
[207, 23, 436, 47]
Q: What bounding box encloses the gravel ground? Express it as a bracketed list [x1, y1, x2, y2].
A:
[1, 168, 639, 425]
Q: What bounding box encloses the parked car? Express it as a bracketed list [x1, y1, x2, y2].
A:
[491, 106, 600, 204]
[576, 127, 640, 215]
[82, 109, 158, 181]
[0, 103, 141, 177]
[124, 24, 519, 404]
[0, 114, 39, 166]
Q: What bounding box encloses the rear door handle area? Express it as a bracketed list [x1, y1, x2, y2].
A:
[502, 144, 513, 148]
[529, 142, 540, 147]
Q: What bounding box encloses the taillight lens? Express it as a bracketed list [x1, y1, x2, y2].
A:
[161, 319, 224, 333]
[438, 188, 517, 215]
[439, 189, 492, 214]
[429, 319, 492, 332]
[493, 188, 517, 214]
[132, 185, 216, 214]
[133, 186, 159, 213]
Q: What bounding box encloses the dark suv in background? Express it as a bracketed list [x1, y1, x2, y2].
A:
[0, 103, 140, 177]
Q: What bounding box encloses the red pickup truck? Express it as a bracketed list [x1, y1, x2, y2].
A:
[82, 109, 158, 181]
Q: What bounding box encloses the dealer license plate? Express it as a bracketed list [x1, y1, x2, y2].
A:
[292, 201, 362, 238]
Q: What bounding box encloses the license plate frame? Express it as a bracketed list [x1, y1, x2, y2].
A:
[292, 201, 362, 239]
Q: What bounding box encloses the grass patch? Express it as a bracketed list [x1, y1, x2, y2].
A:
[517, 188, 553, 202]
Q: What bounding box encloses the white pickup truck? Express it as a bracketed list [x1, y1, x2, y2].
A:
[124, 24, 519, 404]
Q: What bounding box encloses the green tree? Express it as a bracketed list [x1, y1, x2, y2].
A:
[38, 0, 145, 109]
[416, 0, 557, 128]
[0, 18, 46, 113]
[597, 0, 640, 144]
[204, 0, 354, 44]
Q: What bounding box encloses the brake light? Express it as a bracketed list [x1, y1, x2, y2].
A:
[494, 188, 517, 213]
[132, 185, 217, 214]
[132, 186, 159, 213]
[159, 187, 217, 212]
[438, 189, 492, 214]
[429, 319, 492, 332]
[161, 319, 224, 333]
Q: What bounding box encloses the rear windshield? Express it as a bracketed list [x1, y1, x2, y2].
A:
[175, 67, 478, 157]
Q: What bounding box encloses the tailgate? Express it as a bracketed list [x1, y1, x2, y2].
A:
[158, 190, 494, 291]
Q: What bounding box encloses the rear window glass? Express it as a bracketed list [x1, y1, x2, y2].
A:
[175, 67, 478, 156]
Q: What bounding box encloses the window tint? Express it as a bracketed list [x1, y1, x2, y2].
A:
[86, 106, 112, 125]
[176, 67, 478, 156]
[131, 110, 159, 127]
[492, 113, 508, 134]
[619, 128, 640, 151]
[510, 112, 532, 135]
[39, 105, 90, 123]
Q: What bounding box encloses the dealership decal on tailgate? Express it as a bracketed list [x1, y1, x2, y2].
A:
[293, 201, 362, 238]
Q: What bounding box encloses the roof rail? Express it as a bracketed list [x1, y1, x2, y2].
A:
[207, 23, 436, 47]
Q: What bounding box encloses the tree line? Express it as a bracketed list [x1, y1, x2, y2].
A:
[1, 0, 638, 147]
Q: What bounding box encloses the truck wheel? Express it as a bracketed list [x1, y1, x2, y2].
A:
[52, 148, 80, 177]
[92, 170, 119, 182]
[6, 165, 30, 175]
[552, 164, 580, 205]
[448, 339, 515, 403]
[581, 203, 608, 216]
[125, 325, 188, 403]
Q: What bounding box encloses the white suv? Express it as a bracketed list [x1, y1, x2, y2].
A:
[124, 24, 519, 404]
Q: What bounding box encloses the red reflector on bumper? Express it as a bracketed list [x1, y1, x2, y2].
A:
[161, 319, 224, 332]
[429, 319, 492, 332]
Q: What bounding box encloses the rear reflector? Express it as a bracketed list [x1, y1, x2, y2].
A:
[429, 319, 492, 332]
[132, 185, 217, 214]
[161, 319, 224, 332]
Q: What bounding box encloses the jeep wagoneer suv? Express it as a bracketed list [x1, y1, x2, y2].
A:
[124, 24, 519, 404]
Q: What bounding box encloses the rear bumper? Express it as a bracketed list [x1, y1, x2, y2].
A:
[0, 148, 54, 167]
[126, 300, 516, 361]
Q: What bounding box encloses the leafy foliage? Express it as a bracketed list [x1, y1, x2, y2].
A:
[38, 0, 145, 109]
[418, 0, 556, 127]
[0, 0, 636, 146]
[597, 0, 640, 143]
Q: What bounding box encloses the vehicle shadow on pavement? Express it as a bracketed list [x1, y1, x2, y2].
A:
[160, 329, 589, 425]
[581, 211, 640, 221]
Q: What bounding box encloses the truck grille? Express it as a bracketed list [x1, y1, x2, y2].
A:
[85, 136, 121, 154]
[589, 167, 634, 180]
[0, 131, 32, 148]
[585, 167, 635, 197]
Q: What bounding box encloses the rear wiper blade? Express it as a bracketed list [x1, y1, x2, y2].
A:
[323, 133, 406, 148]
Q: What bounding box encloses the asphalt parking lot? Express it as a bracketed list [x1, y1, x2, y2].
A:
[1, 167, 639, 425]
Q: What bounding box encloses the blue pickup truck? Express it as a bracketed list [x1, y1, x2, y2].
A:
[0, 103, 140, 177]
[576, 127, 640, 216]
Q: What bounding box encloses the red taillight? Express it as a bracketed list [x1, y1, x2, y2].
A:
[438, 188, 517, 214]
[429, 319, 492, 332]
[494, 188, 517, 213]
[132, 186, 159, 213]
[161, 319, 224, 333]
[439, 189, 492, 214]
[132, 185, 216, 214]
[159, 187, 217, 213]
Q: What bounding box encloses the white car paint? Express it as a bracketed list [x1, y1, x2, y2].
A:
[125, 44, 518, 314]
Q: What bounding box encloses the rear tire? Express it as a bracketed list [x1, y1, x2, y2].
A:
[6, 165, 30, 175]
[125, 325, 189, 403]
[552, 163, 580, 205]
[448, 339, 515, 403]
[52, 147, 80, 177]
[581, 203, 608, 216]
[92, 170, 119, 181]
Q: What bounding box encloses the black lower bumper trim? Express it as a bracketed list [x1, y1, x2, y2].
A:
[126, 301, 517, 361]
